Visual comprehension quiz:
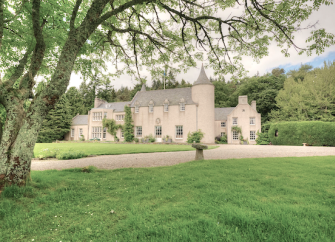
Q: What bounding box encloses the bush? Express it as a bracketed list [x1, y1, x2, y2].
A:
[79, 135, 85, 141]
[268, 121, 335, 146]
[256, 123, 271, 145]
[187, 130, 204, 143]
[147, 134, 155, 142]
[215, 135, 227, 144]
[134, 138, 139, 143]
[56, 150, 87, 160]
[36, 148, 59, 159]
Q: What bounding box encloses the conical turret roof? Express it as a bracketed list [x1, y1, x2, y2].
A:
[193, 64, 213, 86]
[141, 83, 146, 91]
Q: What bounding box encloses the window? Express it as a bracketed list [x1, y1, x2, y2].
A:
[180, 103, 185, 111]
[155, 126, 162, 138]
[79, 128, 83, 137]
[93, 112, 102, 121]
[103, 127, 107, 139]
[104, 112, 107, 118]
[250, 117, 255, 125]
[92, 127, 102, 139]
[71, 129, 74, 137]
[221, 132, 226, 137]
[221, 122, 226, 127]
[176, 126, 183, 139]
[233, 117, 238, 125]
[164, 103, 169, 112]
[135, 106, 139, 113]
[121, 131, 124, 138]
[250, 131, 256, 141]
[116, 115, 124, 121]
[232, 130, 239, 140]
[149, 104, 154, 113]
[136, 126, 142, 137]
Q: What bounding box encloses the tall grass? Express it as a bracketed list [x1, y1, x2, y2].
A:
[1, 156, 334, 241]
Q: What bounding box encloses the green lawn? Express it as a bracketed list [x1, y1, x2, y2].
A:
[1, 156, 335, 241]
[34, 143, 218, 159]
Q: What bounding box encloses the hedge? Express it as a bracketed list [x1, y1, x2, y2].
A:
[268, 121, 335, 146]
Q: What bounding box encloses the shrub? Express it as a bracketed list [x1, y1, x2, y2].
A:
[268, 121, 335, 146]
[256, 123, 271, 145]
[134, 138, 139, 143]
[187, 129, 204, 143]
[56, 150, 87, 160]
[36, 148, 59, 159]
[147, 134, 155, 142]
[215, 135, 227, 144]
[79, 135, 85, 141]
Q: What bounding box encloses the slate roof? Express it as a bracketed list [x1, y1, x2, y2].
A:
[94, 101, 131, 112]
[130, 87, 196, 107]
[215, 107, 235, 121]
[193, 64, 213, 86]
[72, 115, 88, 125]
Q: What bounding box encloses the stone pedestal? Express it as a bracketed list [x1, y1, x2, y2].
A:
[192, 144, 208, 160]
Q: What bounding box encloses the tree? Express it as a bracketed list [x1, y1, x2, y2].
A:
[287, 64, 314, 82]
[271, 68, 285, 77]
[270, 61, 335, 122]
[123, 105, 134, 142]
[65, 87, 86, 117]
[36, 95, 72, 143]
[0, 0, 334, 189]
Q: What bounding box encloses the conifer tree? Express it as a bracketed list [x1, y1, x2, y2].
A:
[37, 96, 72, 143]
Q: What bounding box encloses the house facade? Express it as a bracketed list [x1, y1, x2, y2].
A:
[65, 65, 261, 144]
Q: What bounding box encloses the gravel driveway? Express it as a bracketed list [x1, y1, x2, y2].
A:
[31, 145, 335, 171]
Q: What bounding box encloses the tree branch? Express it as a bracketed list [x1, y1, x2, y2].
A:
[19, 0, 46, 95]
[70, 0, 83, 32]
[0, 0, 3, 50]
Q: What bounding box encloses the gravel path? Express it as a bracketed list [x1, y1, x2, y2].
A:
[31, 145, 335, 171]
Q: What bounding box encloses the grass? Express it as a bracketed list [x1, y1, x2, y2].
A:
[34, 143, 218, 159]
[1, 156, 335, 241]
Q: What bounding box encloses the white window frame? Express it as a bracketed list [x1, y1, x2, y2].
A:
[92, 127, 102, 139]
[71, 129, 74, 137]
[121, 131, 124, 138]
[221, 122, 226, 127]
[103, 127, 107, 139]
[135, 106, 139, 113]
[79, 128, 83, 137]
[164, 103, 169, 112]
[149, 104, 154, 113]
[232, 130, 239, 140]
[176, 125, 183, 139]
[233, 117, 238, 125]
[155, 126, 162, 138]
[93, 112, 102, 121]
[180, 103, 185, 111]
[104, 112, 107, 118]
[221, 132, 226, 137]
[250, 117, 255, 125]
[136, 126, 142, 137]
[250, 131, 256, 141]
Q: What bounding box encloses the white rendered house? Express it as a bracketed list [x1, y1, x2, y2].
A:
[65, 66, 261, 144]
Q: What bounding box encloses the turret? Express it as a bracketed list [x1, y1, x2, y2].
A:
[191, 64, 215, 143]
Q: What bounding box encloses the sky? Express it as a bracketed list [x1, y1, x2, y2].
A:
[68, 3, 335, 90]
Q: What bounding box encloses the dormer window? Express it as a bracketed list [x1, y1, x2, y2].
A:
[179, 98, 185, 111]
[149, 100, 154, 113]
[164, 99, 169, 112]
[135, 101, 140, 113]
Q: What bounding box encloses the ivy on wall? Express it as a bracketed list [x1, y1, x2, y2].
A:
[102, 118, 123, 140]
